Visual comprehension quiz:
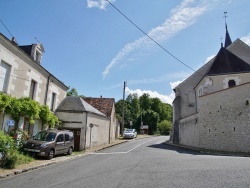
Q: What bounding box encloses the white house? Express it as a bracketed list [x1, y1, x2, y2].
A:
[0, 33, 68, 136]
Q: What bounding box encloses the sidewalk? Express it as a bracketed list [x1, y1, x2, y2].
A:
[0, 135, 150, 179]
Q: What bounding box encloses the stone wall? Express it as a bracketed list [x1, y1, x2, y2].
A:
[179, 114, 199, 147]
[179, 83, 250, 153]
[198, 82, 250, 152]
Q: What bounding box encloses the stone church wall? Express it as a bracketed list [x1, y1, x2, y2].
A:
[179, 82, 250, 153]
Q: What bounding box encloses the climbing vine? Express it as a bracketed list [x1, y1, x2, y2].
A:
[0, 92, 60, 129]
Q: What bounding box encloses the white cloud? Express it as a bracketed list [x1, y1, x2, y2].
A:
[126, 87, 174, 104]
[87, 0, 115, 10]
[241, 32, 250, 46]
[102, 0, 214, 78]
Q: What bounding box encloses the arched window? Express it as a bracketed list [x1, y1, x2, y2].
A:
[228, 80, 236, 88]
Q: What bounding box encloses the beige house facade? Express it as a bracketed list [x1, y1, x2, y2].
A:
[0, 33, 68, 136]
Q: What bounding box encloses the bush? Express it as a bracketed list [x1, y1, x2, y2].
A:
[4, 150, 18, 169]
[157, 120, 172, 135]
[0, 130, 15, 155]
[0, 131, 33, 169]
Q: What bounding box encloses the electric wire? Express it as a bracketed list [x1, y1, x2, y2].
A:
[106, 0, 197, 73]
[0, 19, 18, 44]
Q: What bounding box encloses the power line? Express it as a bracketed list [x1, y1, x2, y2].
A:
[106, 0, 197, 73]
[0, 19, 18, 44]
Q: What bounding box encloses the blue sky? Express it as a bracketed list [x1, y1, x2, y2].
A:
[1, 0, 250, 104]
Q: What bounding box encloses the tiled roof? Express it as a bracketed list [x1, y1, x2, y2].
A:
[82, 97, 115, 117]
[56, 96, 106, 116]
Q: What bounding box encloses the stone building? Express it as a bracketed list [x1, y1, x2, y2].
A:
[171, 25, 250, 153]
[0, 33, 68, 136]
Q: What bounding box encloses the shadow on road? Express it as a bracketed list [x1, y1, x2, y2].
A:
[147, 142, 238, 157]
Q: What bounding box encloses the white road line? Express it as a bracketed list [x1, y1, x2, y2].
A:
[91, 138, 158, 155]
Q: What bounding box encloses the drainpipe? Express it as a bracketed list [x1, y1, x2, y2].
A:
[44, 74, 52, 105]
[42, 74, 51, 130]
[84, 112, 88, 150]
[108, 117, 111, 144]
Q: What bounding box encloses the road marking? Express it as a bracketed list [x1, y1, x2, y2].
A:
[91, 138, 157, 155]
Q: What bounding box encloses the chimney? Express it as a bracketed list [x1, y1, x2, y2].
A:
[100, 95, 102, 98]
[11, 37, 18, 45]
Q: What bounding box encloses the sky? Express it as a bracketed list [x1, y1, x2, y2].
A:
[0, 0, 250, 104]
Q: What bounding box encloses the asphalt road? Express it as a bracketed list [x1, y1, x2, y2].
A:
[1, 136, 250, 188]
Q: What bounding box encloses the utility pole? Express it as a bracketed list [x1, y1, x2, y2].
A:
[121, 81, 126, 136]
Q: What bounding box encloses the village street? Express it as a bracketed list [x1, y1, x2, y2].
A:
[1, 136, 250, 188]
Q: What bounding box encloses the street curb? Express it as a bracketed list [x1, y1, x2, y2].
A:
[165, 141, 250, 157]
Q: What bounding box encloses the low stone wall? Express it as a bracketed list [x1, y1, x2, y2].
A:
[179, 114, 200, 148]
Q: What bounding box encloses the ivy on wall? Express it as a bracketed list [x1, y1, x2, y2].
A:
[0, 92, 60, 129]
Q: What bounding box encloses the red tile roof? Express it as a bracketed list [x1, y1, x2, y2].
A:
[82, 97, 115, 117]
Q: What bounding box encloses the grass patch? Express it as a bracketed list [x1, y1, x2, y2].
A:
[72, 151, 85, 155]
[1, 150, 34, 169]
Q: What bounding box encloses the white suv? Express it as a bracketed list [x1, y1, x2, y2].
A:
[123, 129, 137, 139]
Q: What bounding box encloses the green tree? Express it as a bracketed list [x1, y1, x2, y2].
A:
[0, 93, 11, 112]
[67, 87, 78, 97]
[157, 120, 172, 135]
[115, 92, 173, 135]
[140, 93, 151, 111]
[141, 109, 159, 135]
[126, 94, 140, 128]
[115, 99, 123, 123]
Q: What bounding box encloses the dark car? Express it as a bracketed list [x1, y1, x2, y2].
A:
[23, 129, 74, 159]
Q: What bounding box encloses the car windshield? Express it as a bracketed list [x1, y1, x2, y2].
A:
[125, 129, 133, 133]
[33, 132, 56, 141]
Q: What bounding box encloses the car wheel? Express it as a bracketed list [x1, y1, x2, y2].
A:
[47, 149, 54, 160]
[67, 147, 73, 155]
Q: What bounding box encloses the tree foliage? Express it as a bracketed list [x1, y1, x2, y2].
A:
[157, 120, 172, 135]
[67, 87, 78, 97]
[115, 93, 173, 135]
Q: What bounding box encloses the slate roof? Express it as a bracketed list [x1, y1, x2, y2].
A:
[56, 96, 106, 117]
[206, 47, 250, 75]
[224, 25, 232, 48]
[18, 45, 32, 56]
[82, 97, 115, 117]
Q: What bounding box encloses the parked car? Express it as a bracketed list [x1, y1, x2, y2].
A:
[23, 129, 74, 159]
[123, 129, 137, 139]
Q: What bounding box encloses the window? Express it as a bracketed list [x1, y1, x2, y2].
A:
[65, 134, 70, 142]
[56, 134, 64, 142]
[51, 92, 56, 111]
[24, 117, 33, 137]
[69, 133, 74, 141]
[228, 80, 236, 88]
[29, 80, 37, 99]
[198, 88, 203, 96]
[35, 50, 42, 63]
[0, 61, 11, 93]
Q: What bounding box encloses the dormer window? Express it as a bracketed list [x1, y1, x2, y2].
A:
[34, 44, 44, 64]
[35, 49, 42, 64]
